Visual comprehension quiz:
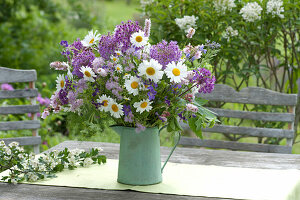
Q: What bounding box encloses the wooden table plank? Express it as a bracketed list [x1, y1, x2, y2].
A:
[1, 140, 300, 200]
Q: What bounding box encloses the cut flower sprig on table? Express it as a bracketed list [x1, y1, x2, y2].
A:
[44, 19, 219, 137]
[0, 141, 106, 184]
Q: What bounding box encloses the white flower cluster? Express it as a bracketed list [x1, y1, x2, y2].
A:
[140, 0, 154, 8]
[240, 2, 263, 22]
[175, 15, 198, 33]
[223, 26, 239, 41]
[266, 0, 284, 18]
[214, 0, 236, 15]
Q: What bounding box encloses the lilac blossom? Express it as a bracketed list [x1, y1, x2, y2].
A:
[150, 40, 182, 69]
[37, 94, 50, 106]
[114, 20, 142, 53]
[1, 83, 13, 91]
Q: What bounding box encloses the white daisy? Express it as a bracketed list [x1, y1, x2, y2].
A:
[56, 74, 65, 90]
[97, 95, 112, 112]
[130, 30, 149, 48]
[115, 64, 123, 73]
[133, 99, 152, 113]
[115, 51, 123, 56]
[125, 76, 140, 96]
[138, 59, 164, 83]
[165, 61, 188, 83]
[108, 100, 124, 118]
[110, 55, 119, 63]
[80, 66, 96, 82]
[81, 30, 101, 47]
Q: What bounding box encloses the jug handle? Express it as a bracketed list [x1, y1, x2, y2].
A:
[159, 125, 181, 173]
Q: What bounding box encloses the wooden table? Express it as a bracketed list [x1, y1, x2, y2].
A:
[1, 140, 300, 200]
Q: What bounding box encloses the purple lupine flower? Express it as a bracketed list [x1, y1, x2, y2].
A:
[150, 40, 182, 69]
[60, 40, 69, 47]
[144, 19, 151, 37]
[98, 34, 118, 60]
[58, 89, 68, 105]
[72, 50, 95, 78]
[206, 40, 221, 49]
[193, 68, 216, 94]
[198, 44, 207, 54]
[114, 20, 142, 53]
[135, 122, 146, 133]
[178, 111, 187, 121]
[1, 83, 14, 91]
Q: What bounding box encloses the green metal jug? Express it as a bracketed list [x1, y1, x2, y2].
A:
[111, 126, 180, 186]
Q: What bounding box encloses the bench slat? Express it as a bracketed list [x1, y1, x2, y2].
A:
[0, 120, 40, 131]
[1, 136, 41, 146]
[179, 137, 292, 154]
[0, 67, 37, 83]
[207, 107, 295, 122]
[0, 105, 40, 114]
[197, 84, 298, 106]
[0, 89, 38, 99]
[202, 125, 294, 139]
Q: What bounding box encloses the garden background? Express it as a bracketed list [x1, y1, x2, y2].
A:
[0, 0, 299, 153]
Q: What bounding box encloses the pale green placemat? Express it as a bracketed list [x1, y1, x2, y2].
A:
[1, 159, 300, 200]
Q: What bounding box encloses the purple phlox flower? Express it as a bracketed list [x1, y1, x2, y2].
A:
[114, 20, 142, 53]
[72, 50, 95, 78]
[41, 109, 50, 119]
[155, 112, 167, 122]
[135, 122, 146, 133]
[123, 105, 131, 116]
[144, 19, 151, 37]
[60, 40, 69, 48]
[92, 57, 105, 72]
[147, 85, 157, 101]
[150, 40, 182, 69]
[164, 96, 171, 106]
[77, 79, 87, 93]
[193, 67, 215, 94]
[205, 40, 221, 49]
[98, 34, 118, 60]
[58, 89, 68, 105]
[1, 83, 14, 91]
[186, 103, 198, 113]
[124, 112, 134, 123]
[50, 61, 68, 71]
[37, 94, 50, 106]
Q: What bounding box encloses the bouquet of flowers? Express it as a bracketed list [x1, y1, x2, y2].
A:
[43, 19, 219, 136]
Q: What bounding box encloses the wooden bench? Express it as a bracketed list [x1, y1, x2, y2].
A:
[180, 84, 299, 154]
[0, 67, 41, 153]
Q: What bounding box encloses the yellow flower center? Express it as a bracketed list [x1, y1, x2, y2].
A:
[117, 67, 120, 71]
[135, 36, 143, 43]
[141, 102, 148, 108]
[113, 57, 117, 62]
[84, 70, 91, 77]
[146, 67, 155, 76]
[102, 100, 108, 107]
[89, 38, 94, 44]
[172, 68, 181, 76]
[131, 81, 139, 89]
[60, 80, 64, 88]
[112, 104, 119, 112]
[117, 52, 121, 56]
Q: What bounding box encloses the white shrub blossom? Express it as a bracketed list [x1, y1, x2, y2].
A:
[214, 0, 236, 15]
[240, 2, 263, 22]
[223, 26, 239, 41]
[175, 15, 198, 33]
[267, 0, 284, 18]
[140, 0, 154, 8]
[83, 157, 94, 167]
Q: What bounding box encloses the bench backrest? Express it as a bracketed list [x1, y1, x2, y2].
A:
[0, 67, 41, 153]
[179, 84, 298, 154]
